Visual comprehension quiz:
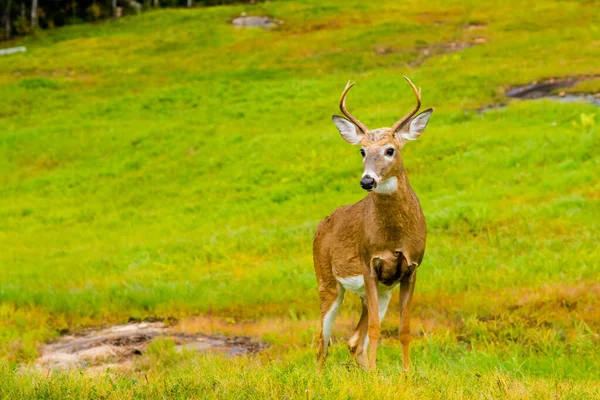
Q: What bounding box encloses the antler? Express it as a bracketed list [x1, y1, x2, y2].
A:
[339, 81, 369, 134]
[388, 76, 422, 134]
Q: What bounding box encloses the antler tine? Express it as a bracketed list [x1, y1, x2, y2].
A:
[388, 76, 422, 134]
[340, 80, 369, 134]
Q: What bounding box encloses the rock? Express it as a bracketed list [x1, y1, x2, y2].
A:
[0, 46, 26, 56]
[34, 322, 266, 371]
[126, 0, 142, 11]
[231, 15, 281, 29]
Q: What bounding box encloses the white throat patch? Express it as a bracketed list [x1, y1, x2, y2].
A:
[374, 176, 398, 194]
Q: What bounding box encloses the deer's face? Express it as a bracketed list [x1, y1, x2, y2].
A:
[332, 110, 432, 193]
[358, 135, 401, 192]
[331, 77, 432, 193]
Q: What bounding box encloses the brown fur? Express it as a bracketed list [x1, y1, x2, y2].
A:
[314, 80, 431, 371]
[313, 172, 426, 370]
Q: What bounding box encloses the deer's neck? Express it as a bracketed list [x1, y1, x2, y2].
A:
[362, 174, 426, 264]
[367, 175, 418, 226]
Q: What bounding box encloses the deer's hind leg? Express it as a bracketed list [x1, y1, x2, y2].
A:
[317, 277, 345, 366]
[348, 299, 369, 367]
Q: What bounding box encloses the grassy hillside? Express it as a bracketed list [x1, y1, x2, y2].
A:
[1, 0, 599, 397]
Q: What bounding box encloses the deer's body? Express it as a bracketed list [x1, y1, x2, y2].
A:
[314, 78, 432, 371]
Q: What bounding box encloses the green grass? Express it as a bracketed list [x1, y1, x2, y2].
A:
[1, 0, 599, 397]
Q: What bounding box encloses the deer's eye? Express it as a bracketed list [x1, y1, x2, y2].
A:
[386, 148, 395, 156]
[360, 149, 366, 157]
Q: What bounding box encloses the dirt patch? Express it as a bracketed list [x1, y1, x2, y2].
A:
[467, 23, 487, 31]
[410, 42, 477, 66]
[476, 103, 508, 114]
[374, 21, 488, 66]
[36, 322, 266, 371]
[374, 39, 487, 67]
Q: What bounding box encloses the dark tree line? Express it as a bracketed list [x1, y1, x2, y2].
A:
[0, 0, 245, 40]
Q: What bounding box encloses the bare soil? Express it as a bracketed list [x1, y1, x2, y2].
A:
[374, 40, 486, 67]
[35, 322, 266, 371]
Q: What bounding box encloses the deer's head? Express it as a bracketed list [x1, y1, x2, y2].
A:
[332, 77, 432, 193]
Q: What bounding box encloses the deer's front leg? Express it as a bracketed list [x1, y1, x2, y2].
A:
[363, 271, 380, 371]
[399, 269, 417, 372]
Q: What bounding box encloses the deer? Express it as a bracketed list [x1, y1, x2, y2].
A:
[313, 77, 432, 371]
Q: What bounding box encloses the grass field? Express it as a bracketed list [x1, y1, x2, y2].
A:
[1, 0, 599, 397]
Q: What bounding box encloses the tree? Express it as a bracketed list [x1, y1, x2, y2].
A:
[30, 0, 36, 28]
[3, 0, 12, 39]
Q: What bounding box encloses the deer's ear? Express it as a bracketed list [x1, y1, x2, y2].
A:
[395, 108, 433, 142]
[332, 115, 363, 144]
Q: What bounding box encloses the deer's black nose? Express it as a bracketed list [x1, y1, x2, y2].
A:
[360, 175, 376, 191]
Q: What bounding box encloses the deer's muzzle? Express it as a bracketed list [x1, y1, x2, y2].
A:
[360, 175, 376, 191]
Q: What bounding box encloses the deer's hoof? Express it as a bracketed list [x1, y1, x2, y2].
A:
[347, 332, 360, 355]
[354, 352, 368, 368]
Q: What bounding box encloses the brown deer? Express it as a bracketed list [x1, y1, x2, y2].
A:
[313, 77, 432, 371]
